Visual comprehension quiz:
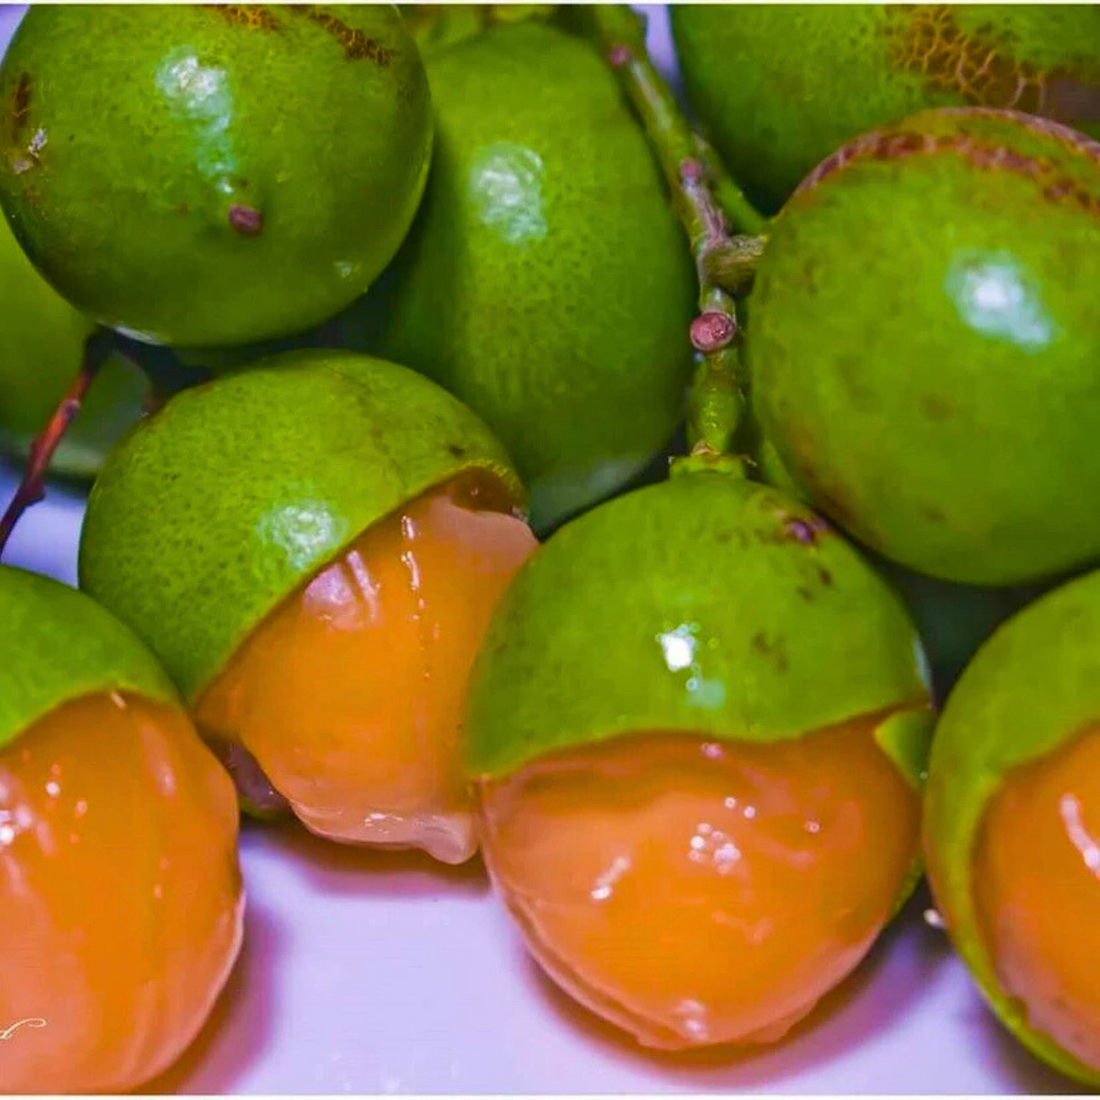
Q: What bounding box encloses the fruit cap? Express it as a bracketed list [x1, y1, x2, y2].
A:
[924, 568, 1100, 1087]
[464, 471, 933, 785]
[79, 350, 522, 703]
[0, 565, 178, 751]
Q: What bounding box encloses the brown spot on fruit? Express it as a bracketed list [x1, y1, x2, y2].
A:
[228, 205, 263, 235]
[9, 72, 30, 143]
[887, 6, 1100, 128]
[203, 4, 282, 32]
[289, 6, 393, 64]
[921, 393, 952, 420]
[796, 111, 1100, 217]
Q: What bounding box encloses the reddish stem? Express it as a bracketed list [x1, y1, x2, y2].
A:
[0, 330, 112, 557]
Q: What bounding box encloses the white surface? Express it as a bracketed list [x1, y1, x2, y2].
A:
[0, 4, 1079, 1093]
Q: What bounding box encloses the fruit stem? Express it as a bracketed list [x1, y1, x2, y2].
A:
[0, 329, 114, 558]
[591, 5, 761, 459]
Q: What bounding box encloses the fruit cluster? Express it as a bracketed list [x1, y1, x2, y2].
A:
[1, 3, 1100, 1092]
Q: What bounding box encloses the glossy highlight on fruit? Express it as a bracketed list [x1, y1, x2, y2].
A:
[465, 469, 934, 1047]
[749, 107, 1100, 585]
[0, 5, 432, 346]
[80, 349, 530, 860]
[925, 568, 1100, 1087]
[0, 566, 243, 1093]
[0, 212, 149, 478]
[197, 471, 535, 863]
[673, 4, 1100, 211]
[356, 20, 695, 532]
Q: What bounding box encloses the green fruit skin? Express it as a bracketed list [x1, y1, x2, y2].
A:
[0, 213, 150, 477]
[464, 469, 933, 790]
[352, 21, 695, 533]
[0, 564, 178, 752]
[749, 107, 1100, 586]
[924, 568, 1100, 1087]
[79, 349, 522, 705]
[672, 4, 1100, 212]
[0, 5, 432, 347]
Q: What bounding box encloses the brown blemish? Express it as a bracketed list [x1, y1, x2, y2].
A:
[795, 585, 816, 603]
[782, 513, 830, 546]
[887, 6, 1100, 128]
[751, 631, 789, 672]
[920, 394, 952, 421]
[9, 72, 30, 143]
[795, 110, 1100, 217]
[288, 6, 393, 64]
[228, 204, 263, 235]
[816, 564, 834, 587]
[204, 4, 282, 32]
[447, 443, 467, 459]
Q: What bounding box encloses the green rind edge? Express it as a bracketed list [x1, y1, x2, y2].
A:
[79, 349, 522, 704]
[924, 568, 1100, 1087]
[464, 471, 932, 779]
[0, 565, 179, 750]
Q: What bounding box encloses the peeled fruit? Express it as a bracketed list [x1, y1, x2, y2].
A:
[749, 107, 1100, 586]
[0, 566, 243, 1093]
[672, 4, 1100, 211]
[0, 5, 432, 347]
[0, 209, 149, 477]
[80, 350, 534, 862]
[465, 470, 934, 1048]
[925, 568, 1100, 1087]
[354, 20, 695, 532]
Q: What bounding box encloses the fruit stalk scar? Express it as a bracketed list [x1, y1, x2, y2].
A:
[589, 4, 762, 460]
[0, 328, 114, 555]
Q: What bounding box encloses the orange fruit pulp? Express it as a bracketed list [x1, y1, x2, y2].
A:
[974, 725, 1100, 1073]
[478, 716, 920, 1049]
[0, 691, 243, 1093]
[196, 472, 537, 863]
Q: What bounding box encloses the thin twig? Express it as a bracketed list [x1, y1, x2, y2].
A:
[0, 329, 114, 557]
[592, 5, 765, 457]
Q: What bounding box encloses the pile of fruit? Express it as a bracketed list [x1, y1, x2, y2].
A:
[2, 3, 1100, 1092]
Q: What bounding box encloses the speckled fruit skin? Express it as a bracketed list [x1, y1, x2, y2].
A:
[79, 349, 521, 704]
[749, 107, 1100, 586]
[464, 469, 933, 797]
[0, 5, 432, 347]
[924, 568, 1100, 1087]
[0, 214, 150, 477]
[354, 21, 695, 533]
[672, 4, 1100, 212]
[0, 564, 177, 752]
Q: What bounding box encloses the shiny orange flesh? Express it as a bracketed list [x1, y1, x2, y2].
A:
[974, 726, 1100, 1073]
[197, 473, 536, 863]
[0, 692, 243, 1094]
[478, 718, 920, 1050]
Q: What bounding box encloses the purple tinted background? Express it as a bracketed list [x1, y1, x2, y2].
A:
[0, 4, 1075, 1093]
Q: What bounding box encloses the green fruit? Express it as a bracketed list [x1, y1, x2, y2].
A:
[465, 468, 933, 786]
[79, 349, 521, 703]
[352, 21, 695, 532]
[749, 107, 1100, 586]
[0, 5, 432, 347]
[924, 568, 1100, 1087]
[0, 564, 177, 752]
[672, 4, 1100, 211]
[0, 214, 150, 478]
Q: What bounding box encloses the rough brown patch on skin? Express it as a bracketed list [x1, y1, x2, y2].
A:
[229, 204, 263, 235]
[9, 72, 30, 144]
[204, 4, 282, 32]
[751, 631, 789, 672]
[447, 443, 467, 458]
[887, 6, 1100, 126]
[796, 110, 1100, 216]
[816, 564, 834, 587]
[288, 6, 393, 64]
